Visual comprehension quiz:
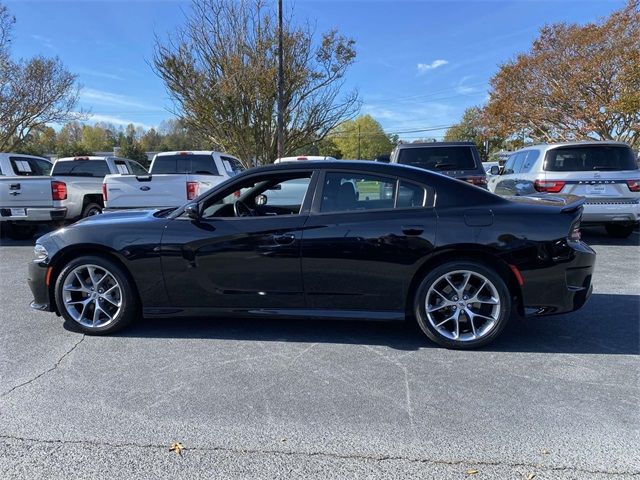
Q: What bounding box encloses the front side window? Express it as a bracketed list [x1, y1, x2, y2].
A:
[10, 157, 52, 176]
[320, 173, 397, 213]
[200, 172, 312, 218]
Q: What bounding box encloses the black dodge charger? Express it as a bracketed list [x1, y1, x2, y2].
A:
[28, 161, 595, 349]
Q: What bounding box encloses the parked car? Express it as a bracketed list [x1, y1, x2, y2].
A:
[0, 153, 65, 239]
[103, 151, 244, 210]
[390, 142, 488, 188]
[274, 156, 336, 163]
[487, 141, 640, 238]
[29, 161, 594, 349]
[52, 156, 148, 219]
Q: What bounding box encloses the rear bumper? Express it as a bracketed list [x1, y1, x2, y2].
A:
[27, 261, 54, 312]
[520, 241, 596, 316]
[581, 200, 639, 225]
[0, 207, 67, 222]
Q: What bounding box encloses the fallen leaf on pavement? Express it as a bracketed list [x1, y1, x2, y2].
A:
[542, 448, 550, 455]
[466, 469, 479, 475]
[527, 474, 536, 480]
[169, 442, 184, 455]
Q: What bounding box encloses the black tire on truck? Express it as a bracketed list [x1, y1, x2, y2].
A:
[81, 202, 103, 218]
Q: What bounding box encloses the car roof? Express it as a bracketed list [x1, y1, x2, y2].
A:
[513, 140, 631, 153]
[55, 156, 115, 162]
[154, 150, 226, 156]
[394, 141, 476, 148]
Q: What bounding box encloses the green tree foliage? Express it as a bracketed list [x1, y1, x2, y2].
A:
[330, 115, 393, 160]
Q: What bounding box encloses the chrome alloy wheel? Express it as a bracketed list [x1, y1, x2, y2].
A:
[425, 270, 501, 342]
[61, 264, 122, 328]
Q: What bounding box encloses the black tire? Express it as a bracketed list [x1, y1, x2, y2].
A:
[5, 222, 38, 240]
[604, 224, 634, 239]
[414, 261, 511, 349]
[81, 202, 102, 218]
[54, 255, 138, 334]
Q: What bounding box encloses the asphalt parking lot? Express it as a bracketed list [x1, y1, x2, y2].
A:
[0, 227, 638, 479]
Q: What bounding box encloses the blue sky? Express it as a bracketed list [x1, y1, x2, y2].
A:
[6, 0, 626, 140]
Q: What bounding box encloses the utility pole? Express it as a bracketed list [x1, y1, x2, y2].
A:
[357, 124, 361, 159]
[277, 0, 284, 160]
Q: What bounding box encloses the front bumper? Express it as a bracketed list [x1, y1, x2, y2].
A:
[27, 260, 55, 312]
[0, 207, 67, 223]
[520, 240, 596, 316]
[581, 199, 639, 225]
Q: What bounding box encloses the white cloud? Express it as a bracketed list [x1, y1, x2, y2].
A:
[80, 88, 163, 111]
[417, 59, 449, 74]
[76, 68, 124, 81]
[86, 113, 153, 130]
[31, 34, 54, 49]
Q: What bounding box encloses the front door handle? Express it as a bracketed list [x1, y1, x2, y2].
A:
[273, 233, 296, 245]
[402, 225, 424, 236]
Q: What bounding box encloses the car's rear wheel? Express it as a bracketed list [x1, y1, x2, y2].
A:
[54, 255, 137, 334]
[604, 224, 635, 238]
[82, 202, 102, 218]
[414, 261, 511, 349]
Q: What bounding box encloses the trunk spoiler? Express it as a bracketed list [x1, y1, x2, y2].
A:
[508, 194, 585, 213]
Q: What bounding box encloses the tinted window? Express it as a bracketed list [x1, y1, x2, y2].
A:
[511, 152, 526, 173]
[545, 145, 638, 172]
[128, 161, 148, 175]
[9, 157, 52, 176]
[152, 154, 219, 175]
[521, 150, 540, 173]
[221, 156, 245, 175]
[52, 160, 109, 177]
[320, 173, 396, 213]
[397, 181, 426, 208]
[397, 146, 476, 170]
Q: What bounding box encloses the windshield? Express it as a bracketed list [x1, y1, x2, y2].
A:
[544, 145, 638, 171]
[397, 146, 477, 170]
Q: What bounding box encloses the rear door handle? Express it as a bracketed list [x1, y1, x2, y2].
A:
[402, 225, 424, 236]
[273, 233, 296, 245]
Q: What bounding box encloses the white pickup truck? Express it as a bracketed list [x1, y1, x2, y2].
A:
[103, 151, 245, 210]
[0, 153, 66, 239]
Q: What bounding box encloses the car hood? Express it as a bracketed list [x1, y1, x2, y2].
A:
[74, 208, 164, 226]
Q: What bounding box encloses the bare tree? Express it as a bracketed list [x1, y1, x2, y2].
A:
[153, 0, 360, 165]
[0, 2, 82, 152]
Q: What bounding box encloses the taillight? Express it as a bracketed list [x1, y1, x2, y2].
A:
[534, 179, 566, 193]
[51, 181, 67, 200]
[186, 181, 199, 200]
[102, 183, 108, 202]
[626, 179, 640, 192]
[569, 221, 582, 242]
[464, 176, 488, 187]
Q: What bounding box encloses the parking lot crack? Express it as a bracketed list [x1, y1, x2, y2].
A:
[0, 433, 637, 477]
[0, 335, 85, 398]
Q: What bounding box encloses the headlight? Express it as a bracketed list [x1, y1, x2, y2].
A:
[33, 244, 48, 261]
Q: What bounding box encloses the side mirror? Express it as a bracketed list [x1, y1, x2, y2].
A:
[490, 165, 500, 175]
[255, 194, 268, 206]
[185, 202, 201, 220]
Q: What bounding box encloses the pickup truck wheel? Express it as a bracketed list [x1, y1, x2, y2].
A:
[55, 255, 137, 334]
[604, 224, 634, 238]
[414, 261, 511, 349]
[82, 203, 102, 218]
[5, 222, 38, 240]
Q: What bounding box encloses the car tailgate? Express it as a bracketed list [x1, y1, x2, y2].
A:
[0, 177, 53, 207]
[104, 174, 202, 209]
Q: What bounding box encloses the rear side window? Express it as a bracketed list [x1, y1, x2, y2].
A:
[152, 154, 219, 175]
[128, 161, 147, 175]
[521, 150, 540, 173]
[10, 157, 52, 176]
[221, 156, 245, 175]
[52, 160, 109, 177]
[544, 145, 638, 172]
[397, 146, 476, 170]
[397, 181, 426, 208]
[114, 161, 130, 174]
[320, 172, 397, 213]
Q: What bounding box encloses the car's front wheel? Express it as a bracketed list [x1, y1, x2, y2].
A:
[604, 224, 635, 239]
[54, 255, 137, 334]
[414, 261, 511, 349]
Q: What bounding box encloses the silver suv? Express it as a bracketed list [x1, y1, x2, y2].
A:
[488, 141, 639, 238]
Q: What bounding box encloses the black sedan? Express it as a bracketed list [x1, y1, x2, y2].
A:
[28, 161, 595, 349]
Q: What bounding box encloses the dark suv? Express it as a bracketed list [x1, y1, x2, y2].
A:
[390, 141, 487, 188]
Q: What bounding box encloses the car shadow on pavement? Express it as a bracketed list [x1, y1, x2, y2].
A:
[581, 227, 640, 246]
[110, 293, 639, 355]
